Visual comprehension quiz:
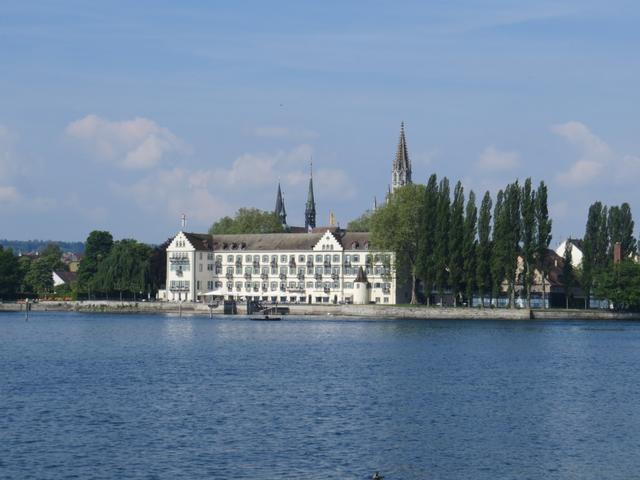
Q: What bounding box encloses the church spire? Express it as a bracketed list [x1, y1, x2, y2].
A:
[305, 161, 316, 230]
[391, 121, 412, 192]
[274, 182, 287, 227]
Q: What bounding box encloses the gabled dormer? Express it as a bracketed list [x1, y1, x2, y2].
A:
[312, 230, 343, 252]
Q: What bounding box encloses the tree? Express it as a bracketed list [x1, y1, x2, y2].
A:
[503, 182, 521, 308]
[491, 189, 505, 303]
[370, 184, 426, 304]
[535, 181, 552, 308]
[0, 247, 20, 298]
[417, 174, 439, 305]
[209, 208, 285, 235]
[520, 178, 536, 307]
[476, 191, 492, 308]
[608, 203, 635, 259]
[78, 231, 114, 295]
[462, 190, 477, 306]
[562, 240, 574, 309]
[93, 239, 153, 300]
[24, 243, 64, 295]
[347, 211, 373, 232]
[594, 260, 640, 311]
[448, 181, 465, 306]
[582, 201, 606, 307]
[434, 178, 450, 304]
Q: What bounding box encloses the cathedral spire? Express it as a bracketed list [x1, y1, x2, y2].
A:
[391, 121, 412, 192]
[274, 182, 287, 227]
[305, 161, 316, 230]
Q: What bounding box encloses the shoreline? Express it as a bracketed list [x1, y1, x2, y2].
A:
[1, 300, 639, 321]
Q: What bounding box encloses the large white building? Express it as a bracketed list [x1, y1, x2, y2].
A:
[161, 228, 409, 305]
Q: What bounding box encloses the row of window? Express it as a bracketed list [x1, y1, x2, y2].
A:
[196, 280, 391, 291]
[195, 265, 392, 276]
[195, 252, 390, 265]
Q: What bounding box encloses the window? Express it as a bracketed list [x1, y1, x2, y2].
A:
[207, 281, 213, 290]
[244, 267, 252, 274]
[324, 255, 331, 263]
[199, 253, 203, 260]
[235, 266, 242, 274]
[279, 266, 287, 275]
[344, 282, 353, 289]
[207, 253, 214, 260]
[196, 280, 201, 289]
[333, 254, 339, 263]
[298, 255, 305, 262]
[353, 255, 360, 262]
[374, 282, 381, 288]
[199, 264, 203, 272]
[215, 255, 222, 263]
[280, 255, 287, 263]
[245, 255, 252, 261]
[215, 281, 223, 288]
[226, 267, 233, 274]
[289, 267, 296, 275]
[262, 255, 269, 263]
[253, 267, 260, 274]
[235, 282, 242, 290]
[271, 267, 277, 275]
[315, 254, 322, 262]
[306, 282, 314, 288]
[315, 266, 322, 275]
[253, 255, 260, 262]
[207, 264, 214, 271]
[227, 255, 233, 262]
[270, 282, 277, 291]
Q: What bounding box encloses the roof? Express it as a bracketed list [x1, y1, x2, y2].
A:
[181, 230, 373, 252]
[53, 270, 77, 284]
[354, 266, 369, 283]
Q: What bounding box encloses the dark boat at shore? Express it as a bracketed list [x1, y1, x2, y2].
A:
[250, 315, 281, 321]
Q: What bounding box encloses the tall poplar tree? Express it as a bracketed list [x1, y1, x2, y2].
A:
[491, 190, 506, 303]
[503, 182, 521, 308]
[562, 240, 574, 309]
[434, 178, 450, 304]
[448, 181, 465, 306]
[534, 181, 552, 308]
[418, 174, 439, 305]
[476, 191, 492, 307]
[582, 201, 606, 308]
[520, 178, 536, 307]
[462, 190, 478, 306]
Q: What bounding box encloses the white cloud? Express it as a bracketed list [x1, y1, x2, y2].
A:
[0, 125, 21, 181]
[112, 167, 234, 225]
[66, 114, 187, 169]
[477, 146, 520, 170]
[553, 121, 613, 187]
[0, 185, 20, 204]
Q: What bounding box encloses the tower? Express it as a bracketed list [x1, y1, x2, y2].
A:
[391, 121, 412, 192]
[274, 182, 287, 227]
[305, 163, 316, 230]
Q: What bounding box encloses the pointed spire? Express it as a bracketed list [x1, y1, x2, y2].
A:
[274, 182, 287, 227]
[373, 196, 378, 211]
[391, 121, 412, 192]
[305, 160, 316, 230]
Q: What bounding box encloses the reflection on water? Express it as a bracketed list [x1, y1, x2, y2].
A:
[2, 312, 640, 479]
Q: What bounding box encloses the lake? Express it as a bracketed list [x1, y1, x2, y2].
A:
[2, 312, 640, 479]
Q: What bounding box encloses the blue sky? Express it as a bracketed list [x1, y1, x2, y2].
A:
[1, 1, 640, 246]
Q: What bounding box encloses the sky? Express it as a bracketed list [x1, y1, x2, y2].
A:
[1, 1, 640, 247]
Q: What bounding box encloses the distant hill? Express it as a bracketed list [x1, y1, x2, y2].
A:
[0, 239, 85, 254]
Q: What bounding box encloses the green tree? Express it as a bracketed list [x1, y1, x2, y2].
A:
[582, 201, 606, 307]
[520, 178, 536, 307]
[24, 243, 64, 295]
[462, 190, 477, 306]
[94, 239, 153, 300]
[417, 174, 439, 305]
[491, 189, 505, 303]
[594, 260, 640, 311]
[370, 184, 426, 304]
[78, 230, 114, 296]
[434, 178, 450, 304]
[209, 208, 285, 235]
[534, 181, 552, 308]
[476, 191, 492, 308]
[608, 203, 635, 259]
[0, 247, 20, 298]
[448, 181, 465, 306]
[347, 211, 373, 232]
[562, 240, 574, 309]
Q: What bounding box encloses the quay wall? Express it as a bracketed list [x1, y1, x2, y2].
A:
[2, 301, 640, 321]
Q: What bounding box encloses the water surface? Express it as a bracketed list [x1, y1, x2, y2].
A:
[2, 312, 640, 479]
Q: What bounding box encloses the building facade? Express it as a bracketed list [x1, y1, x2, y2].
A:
[161, 229, 409, 305]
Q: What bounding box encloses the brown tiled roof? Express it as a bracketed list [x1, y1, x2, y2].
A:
[181, 230, 373, 252]
[354, 266, 369, 283]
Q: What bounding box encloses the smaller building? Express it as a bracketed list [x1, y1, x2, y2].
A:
[52, 270, 77, 288]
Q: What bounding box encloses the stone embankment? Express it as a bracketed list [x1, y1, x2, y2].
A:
[2, 300, 640, 320]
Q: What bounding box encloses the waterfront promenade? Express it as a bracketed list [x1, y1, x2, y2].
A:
[1, 300, 639, 321]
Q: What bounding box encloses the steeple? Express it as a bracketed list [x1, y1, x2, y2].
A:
[274, 182, 287, 227]
[391, 121, 412, 192]
[305, 162, 316, 230]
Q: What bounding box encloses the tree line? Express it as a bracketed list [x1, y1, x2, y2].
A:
[368, 176, 552, 307]
[0, 231, 167, 301]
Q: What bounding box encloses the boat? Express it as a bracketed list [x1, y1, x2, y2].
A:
[251, 314, 281, 321]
